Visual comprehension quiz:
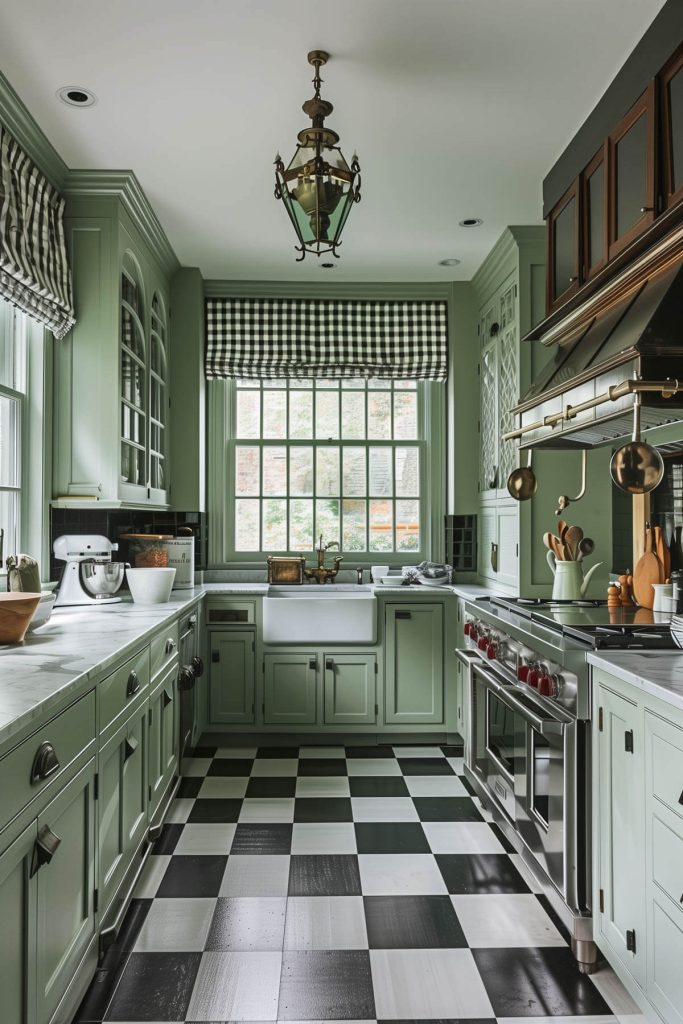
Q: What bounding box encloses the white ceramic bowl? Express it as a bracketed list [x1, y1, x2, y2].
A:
[380, 575, 406, 585]
[126, 567, 176, 604]
[27, 591, 57, 631]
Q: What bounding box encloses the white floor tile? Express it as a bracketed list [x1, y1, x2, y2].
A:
[165, 798, 194, 824]
[291, 822, 357, 855]
[185, 950, 282, 1021]
[284, 896, 368, 949]
[174, 824, 236, 855]
[208, 897, 286, 951]
[347, 758, 401, 776]
[370, 948, 494, 1018]
[238, 798, 295, 823]
[299, 746, 346, 758]
[214, 746, 258, 758]
[392, 746, 446, 758]
[295, 776, 350, 798]
[451, 893, 566, 947]
[498, 1017, 617, 1024]
[134, 897, 216, 952]
[132, 855, 171, 898]
[359, 854, 447, 895]
[220, 855, 291, 897]
[446, 756, 465, 774]
[182, 757, 212, 777]
[251, 758, 299, 777]
[589, 963, 644, 1015]
[422, 821, 505, 854]
[351, 797, 418, 822]
[199, 776, 249, 799]
[404, 775, 469, 797]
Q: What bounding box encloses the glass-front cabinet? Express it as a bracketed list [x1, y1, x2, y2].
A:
[662, 45, 683, 210]
[149, 293, 168, 501]
[547, 181, 580, 313]
[582, 144, 608, 281]
[608, 83, 656, 260]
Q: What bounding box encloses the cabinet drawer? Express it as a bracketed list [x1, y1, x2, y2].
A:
[150, 621, 179, 681]
[0, 690, 96, 831]
[648, 713, 683, 824]
[652, 814, 683, 913]
[99, 647, 150, 739]
[206, 600, 255, 625]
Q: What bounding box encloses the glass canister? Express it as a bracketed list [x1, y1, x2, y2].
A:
[121, 534, 173, 567]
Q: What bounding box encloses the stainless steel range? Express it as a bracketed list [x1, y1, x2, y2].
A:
[457, 596, 676, 974]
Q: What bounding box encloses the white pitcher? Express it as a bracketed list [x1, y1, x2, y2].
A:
[546, 550, 602, 600]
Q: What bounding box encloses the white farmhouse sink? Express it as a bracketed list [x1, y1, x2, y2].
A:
[263, 586, 377, 644]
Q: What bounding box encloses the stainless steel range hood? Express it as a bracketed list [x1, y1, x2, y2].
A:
[506, 241, 683, 450]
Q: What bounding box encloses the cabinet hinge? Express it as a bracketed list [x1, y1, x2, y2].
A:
[374, 703, 379, 717]
[599, 888, 604, 913]
[262, 702, 265, 716]
[252, 641, 255, 653]
[93, 773, 99, 800]
[598, 706, 603, 732]
[374, 661, 378, 674]
[515, 543, 519, 557]
[148, 784, 152, 801]
[212, 650, 219, 663]
[251, 703, 255, 715]
[626, 928, 636, 954]
[262, 662, 265, 673]
[625, 729, 634, 754]
[94, 888, 99, 913]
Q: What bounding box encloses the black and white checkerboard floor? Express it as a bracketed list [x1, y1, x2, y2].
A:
[75, 743, 644, 1023]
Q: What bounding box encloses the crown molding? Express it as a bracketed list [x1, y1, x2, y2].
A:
[0, 72, 68, 188]
[204, 279, 452, 300]
[63, 169, 180, 278]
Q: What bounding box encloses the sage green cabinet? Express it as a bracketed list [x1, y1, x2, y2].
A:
[148, 661, 178, 823]
[208, 631, 255, 725]
[98, 705, 148, 916]
[0, 821, 37, 1024]
[323, 653, 377, 725]
[264, 653, 317, 725]
[385, 604, 444, 725]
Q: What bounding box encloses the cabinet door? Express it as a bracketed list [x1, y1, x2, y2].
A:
[264, 653, 318, 725]
[99, 708, 148, 915]
[547, 180, 580, 313]
[479, 333, 498, 496]
[496, 505, 519, 590]
[36, 759, 96, 1024]
[662, 46, 683, 210]
[208, 631, 255, 724]
[385, 605, 444, 725]
[582, 144, 608, 281]
[0, 822, 37, 1024]
[324, 653, 376, 725]
[496, 279, 519, 495]
[608, 83, 656, 260]
[594, 684, 646, 988]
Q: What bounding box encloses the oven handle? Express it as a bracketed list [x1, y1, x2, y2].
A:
[472, 661, 567, 736]
[455, 649, 479, 669]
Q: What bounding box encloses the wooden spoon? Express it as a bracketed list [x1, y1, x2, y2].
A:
[655, 525, 671, 580]
[565, 525, 584, 562]
[633, 523, 663, 609]
[577, 537, 594, 561]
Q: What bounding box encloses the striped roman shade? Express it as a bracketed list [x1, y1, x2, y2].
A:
[205, 297, 448, 381]
[0, 125, 75, 339]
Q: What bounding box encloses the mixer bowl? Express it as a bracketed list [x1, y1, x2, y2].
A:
[81, 561, 126, 598]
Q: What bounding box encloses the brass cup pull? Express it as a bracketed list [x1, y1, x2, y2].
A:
[309, 658, 317, 670]
[126, 671, 141, 698]
[30, 741, 60, 785]
[162, 687, 174, 707]
[326, 659, 334, 671]
[30, 824, 61, 876]
[191, 655, 204, 678]
[396, 611, 411, 620]
[165, 638, 176, 655]
[124, 735, 139, 761]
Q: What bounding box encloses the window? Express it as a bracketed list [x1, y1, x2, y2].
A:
[0, 298, 28, 560]
[227, 377, 427, 557]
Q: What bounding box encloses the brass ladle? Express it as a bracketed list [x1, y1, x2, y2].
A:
[555, 449, 587, 515]
[610, 393, 664, 495]
[507, 449, 537, 501]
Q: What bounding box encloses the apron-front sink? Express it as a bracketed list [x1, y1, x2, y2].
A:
[263, 586, 377, 644]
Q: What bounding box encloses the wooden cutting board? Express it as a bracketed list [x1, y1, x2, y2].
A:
[633, 525, 663, 609]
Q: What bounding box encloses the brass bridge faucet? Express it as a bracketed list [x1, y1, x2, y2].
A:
[304, 535, 343, 584]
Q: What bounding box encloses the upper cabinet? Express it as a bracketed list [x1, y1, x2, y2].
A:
[662, 45, 683, 210]
[607, 84, 656, 260]
[547, 181, 580, 311]
[582, 144, 608, 282]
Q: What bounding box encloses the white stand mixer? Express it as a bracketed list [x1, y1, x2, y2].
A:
[54, 535, 125, 606]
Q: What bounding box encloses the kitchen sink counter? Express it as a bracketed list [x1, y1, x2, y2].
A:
[587, 650, 683, 714]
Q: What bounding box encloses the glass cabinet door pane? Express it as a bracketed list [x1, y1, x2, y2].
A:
[587, 162, 605, 272]
[669, 66, 683, 196]
[615, 113, 647, 237]
[553, 196, 576, 300]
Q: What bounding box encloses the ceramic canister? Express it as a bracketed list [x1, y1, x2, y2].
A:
[164, 538, 195, 589]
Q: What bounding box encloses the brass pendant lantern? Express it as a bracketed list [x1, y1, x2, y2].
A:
[274, 50, 361, 261]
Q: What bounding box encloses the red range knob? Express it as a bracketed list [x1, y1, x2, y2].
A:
[538, 675, 554, 697]
[527, 667, 541, 688]
[486, 643, 497, 660]
[517, 663, 530, 682]
[464, 622, 472, 637]
[478, 635, 488, 651]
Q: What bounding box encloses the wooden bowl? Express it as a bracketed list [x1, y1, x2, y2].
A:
[0, 592, 42, 644]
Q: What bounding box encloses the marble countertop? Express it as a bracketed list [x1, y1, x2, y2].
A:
[587, 651, 683, 714]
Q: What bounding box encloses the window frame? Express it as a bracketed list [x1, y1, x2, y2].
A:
[208, 377, 445, 568]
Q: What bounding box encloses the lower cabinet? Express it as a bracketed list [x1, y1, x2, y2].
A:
[385, 604, 444, 725]
[262, 651, 378, 727]
[208, 631, 255, 725]
[324, 653, 377, 725]
[264, 653, 317, 725]
[148, 661, 178, 823]
[0, 819, 37, 1024]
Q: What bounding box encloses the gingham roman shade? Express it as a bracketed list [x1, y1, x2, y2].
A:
[0, 124, 75, 339]
[205, 298, 448, 380]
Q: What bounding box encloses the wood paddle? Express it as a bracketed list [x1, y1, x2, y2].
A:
[564, 525, 583, 562]
[633, 523, 663, 609]
[654, 526, 667, 583]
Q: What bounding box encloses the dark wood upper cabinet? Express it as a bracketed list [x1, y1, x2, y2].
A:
[608, 83, 656, 260]
[582, 143, 608, 281]
[547, 179, 580, 313]
[661, 44, 683, 210]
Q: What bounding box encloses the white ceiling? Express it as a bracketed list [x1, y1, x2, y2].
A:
[0, 0, 668, 282]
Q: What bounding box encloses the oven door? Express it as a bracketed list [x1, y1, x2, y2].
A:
[470, 661, 522, 822]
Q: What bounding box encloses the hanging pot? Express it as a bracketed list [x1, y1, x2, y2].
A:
[555, 449, 587, 514]
[507, 449, 537, 501]
[610, 394, 664, 495]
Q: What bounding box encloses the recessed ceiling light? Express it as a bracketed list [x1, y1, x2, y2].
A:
[56, 86, 97, 107]
[320, 262, 337, 269]
[438, 258, 461, 267]
[459, 217, 483, 227]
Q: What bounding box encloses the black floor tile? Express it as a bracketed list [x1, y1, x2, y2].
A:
[257, 746, 300, 758]
[150, 822, 183, 855]
[364, 894, 467, 948]
[460, 774, 477, 796]
[397, 758, 454, 776]
[294, 797, 353, 822]
[188, 798, 242, 823]
[413, 797, 484, 822]
[489, 821, 516, 853]
[355, 822, 430, 854]
[378, 1019, 495, 1024]
[278, 950, 375, 1020]
[207, 758, 254, 777]
[435, 853, 531, 894]
[230, 823, 293, 855]
[103, 951, 201, 1021]
[156, 855, 228, 897]
[536, 893, 572, 945]
[176, 776, 203, 798]
[346, 745, 395, 758]
[245, 776, 297, 798]
[297, 757, 348, 776]
[186, 745, 217, 757]
[205, 895, 286, 951]
[472, 947, 612, 1017]
[349, 776, 409, 797]
[441, 742, 464, 756]
[288, 854, 362, 896]
[114, 898, 153, 952]
[74, 955, 132, 1023]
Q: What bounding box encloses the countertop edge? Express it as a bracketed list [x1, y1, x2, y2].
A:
[587, 650, 683, 714]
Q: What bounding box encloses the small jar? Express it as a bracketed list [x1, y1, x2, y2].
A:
[121, 534, 173, 568]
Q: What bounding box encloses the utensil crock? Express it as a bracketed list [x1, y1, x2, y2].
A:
[546, 550, 602, 600]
